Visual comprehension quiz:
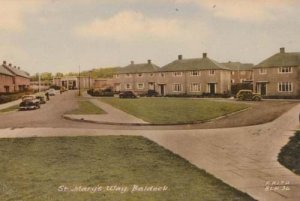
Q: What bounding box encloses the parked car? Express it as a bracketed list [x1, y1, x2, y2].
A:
[19, 95, 40, 110]
[119, 91, 138, 99]
[236, 90, 262, 101]
[146, 90, 159, 97]
[36, 94, 46, 104]
[47, 89, 56, 96]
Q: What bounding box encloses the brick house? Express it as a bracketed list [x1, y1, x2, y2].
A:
[113, 60, 160, 94]
[253, 48, 300, 98]
[53, 76, 93, 90]
[157, 53, 231, 96]
[2, 61, 30, 92]
[0, 63, 14, 93]
[222, 61, 254, 84]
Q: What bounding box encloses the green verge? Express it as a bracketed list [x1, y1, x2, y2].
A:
[0, 136, 256, 201]
[278, 131, 300, 175]
[0, 105, 19, 113]
[101, 97, 248, 124]
[68, 100, 105, 114]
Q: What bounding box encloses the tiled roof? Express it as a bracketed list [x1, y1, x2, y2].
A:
[117, 62, 160, 74]
[5, 65, 30, 78]
[160, 56, 230, 72]
[222, 62, 254, 71]
[254, 50, 300, 68]
[0, 65, 14, 76]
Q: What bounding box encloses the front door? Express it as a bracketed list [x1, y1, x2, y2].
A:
[159, 84, 165, 96]
[256, 83, 267, 96]
[208, 83, 216, 94]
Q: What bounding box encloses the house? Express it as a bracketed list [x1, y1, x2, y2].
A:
[53, 76, 93, 90]
[158, 53, 231, 96]
[222, 61, 254, 84]
[93, 78, 113, 90]
[253, 47, 300, 98]
[1, 61, 30, 92]
[0, 63, 14, 93]
[113, 60, 160, 94]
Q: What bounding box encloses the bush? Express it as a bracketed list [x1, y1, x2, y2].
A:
[0, 92, 31, 104]
[88, 89, 114, 97]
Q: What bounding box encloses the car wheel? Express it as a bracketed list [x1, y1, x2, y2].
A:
[253, 96, 261, 101]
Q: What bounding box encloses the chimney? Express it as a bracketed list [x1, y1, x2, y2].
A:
[130, 61, 134, 65]
[280, 47, 285, 53]
[3, 61, 6, 66]
[203, 53, 207, 58]
[18, 67, 20, 70]
[147, 59, 151, 64]
[178, 55, 183, 60]
[8, 63, 12, 67]
[14, 66, 17, 68]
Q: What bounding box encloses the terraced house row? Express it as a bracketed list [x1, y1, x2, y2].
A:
[112, 48, 300, 98]
[0, 61, 30, 93]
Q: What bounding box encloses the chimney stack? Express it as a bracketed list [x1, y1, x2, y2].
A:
[14, 66, 17, 68]
[18, 67, 20, 70]
[3, 61, 6, 66]
[147, 59, 151, 64]
[130, 61, 134, 65]
[280, 47, 285, 53]
[178, 55, 183, 60]
[203, 53, 207, 58]
[8, 63, 12, 67]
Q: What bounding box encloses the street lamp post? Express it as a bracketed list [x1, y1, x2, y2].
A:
[78, 65, 81, 96]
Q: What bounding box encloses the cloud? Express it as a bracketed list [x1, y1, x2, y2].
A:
[74, 10, 208, 42]
[0, 0, 44, 32]
[176, 0, 295, 23]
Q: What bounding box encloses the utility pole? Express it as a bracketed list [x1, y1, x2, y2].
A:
[38, 73, 41, 92]
[78, 65, 81, 96]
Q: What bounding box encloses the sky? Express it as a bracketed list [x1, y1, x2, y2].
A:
[0, 0, 300, 75]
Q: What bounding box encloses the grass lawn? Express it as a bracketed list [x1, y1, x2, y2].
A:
[101, 98, 248, 124]
[278, 131, 300, 175]
[0, 104, 19, 113]
[0, 136, 255, 201]
[68, 100, 105, 115]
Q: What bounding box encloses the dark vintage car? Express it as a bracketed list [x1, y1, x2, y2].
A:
[236, 90, 262, 101]
[36, 95, 46, 104]
[19, 95, 41, 110]
[119, 91, 138, 99]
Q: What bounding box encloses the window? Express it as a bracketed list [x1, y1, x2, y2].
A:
[115, 74, 120, 78]
[173, 72, 183, 77]
[231, 79, 235, 84]
[150, 73, 154, 76]
[259, 68, 267, 74]
[137, 83, 144, 89]
[190, 83, 201, 92]
[240, 71, 246, 75]
[126, 83, 132, 89]
[190, 71, 200, 76]
[209, 70, 215, 75]
[161, 73, 165, 77]
[231, 71, 235, 75]
[126, 73, 132, 77]
[278, 67, 292, 73]
[173, 84, 182, 92]
[278, 82, 293, 92]
[138, 73, 143, 77]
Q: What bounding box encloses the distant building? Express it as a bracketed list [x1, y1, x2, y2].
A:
[53, 76, 93, 90]
[0, 61, 30, 93]
[113, 60, 160, 94]
[93, 78, 113, 90]
[253, 47, 300, 98]
[222, 61, 254, 84]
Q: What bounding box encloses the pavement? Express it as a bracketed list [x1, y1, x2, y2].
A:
[0, 99, 21, 110]
[64, 98, 149, 125]
[0, 90, 300, 201]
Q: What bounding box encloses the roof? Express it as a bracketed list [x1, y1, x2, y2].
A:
[5, 65, 30, 78]
[160, 56, 230, 72]
[254, 50, 300, 68]
[0, 65, 14, 76]
[222, 62, 254, 71]
[117, 62, 160, 74]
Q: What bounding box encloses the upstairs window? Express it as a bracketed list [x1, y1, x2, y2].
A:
[138, 73, 143, 77]
[259, 68, 267, 74]
[209, 70, 215, 75]
[190, 71, 200, 76]
[173, 72, 183, 77]
[278, 67, 292, 73]
[126, 73, 132, 77]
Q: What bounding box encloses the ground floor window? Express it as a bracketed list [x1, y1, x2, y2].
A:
[173, 84, 182, 92]
[137, 83, 144, 89]
[4, 86, 9, 93]
[126, 83, 132, 90]
[278, 82, 293, 92]
[190, 83, 201, 92]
